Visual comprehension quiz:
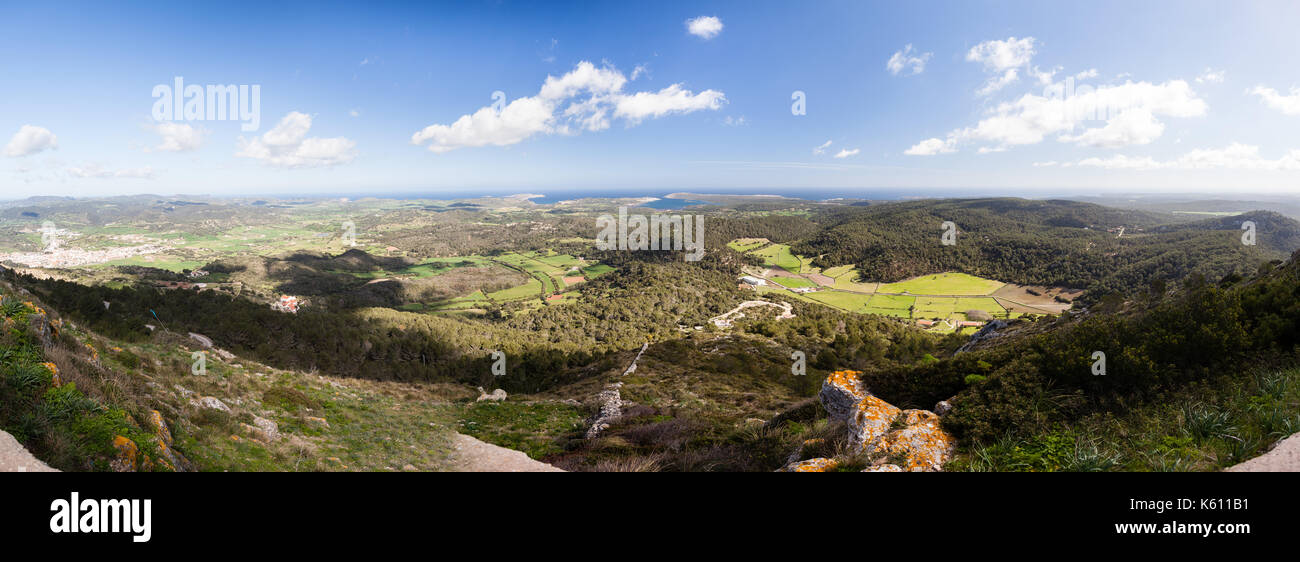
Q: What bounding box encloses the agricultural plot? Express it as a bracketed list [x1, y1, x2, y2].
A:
[864, 294, 915, 317]
[727, 238, 770, 252]
[877, 272, 1004, 296]
[727, 239, 1059, 324]
[821, 265, 856, 278]
[770, 276, 816, 289]
[748, 243, 803, 273]
[805, 291, 873, 312]
[487, 277, 543, 302]
[581, 264, 615, 278]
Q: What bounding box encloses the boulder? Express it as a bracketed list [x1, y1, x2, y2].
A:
[880, 409, 957, 472]
[863, 463, 904, 472]
[847, 395, 901, 454]
[934, 400, 953, 417]
[197, 396, 231, 413]
[251, 415, 279, 441]
[819, 370, 869, 422]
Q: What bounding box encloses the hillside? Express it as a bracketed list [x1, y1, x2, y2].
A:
[790, 199, 1300, 304]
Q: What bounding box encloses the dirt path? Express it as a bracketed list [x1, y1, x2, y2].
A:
[711, 300, 794, 328]
[0, 430, 58, 472]
[1225, 433, 1300, 472]
[445, 433, 564, 472]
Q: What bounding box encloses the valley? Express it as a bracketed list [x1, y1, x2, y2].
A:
[3, 193, 1300, 473]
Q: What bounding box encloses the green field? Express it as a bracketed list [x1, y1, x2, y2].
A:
[877, 272, 1004, 296]
[822, 265, 856, 278]
[727, 239, 769, 252]
[581, 264, 615, 278]
[805, 291, 872, 312]
[770, 276, 816, 289]
[487, 277, 543, 301]
[864, 294, 916, 316]
[747, 243, 803, 273]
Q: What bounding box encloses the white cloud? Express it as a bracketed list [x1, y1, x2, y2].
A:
[411, 61, 725, 153]
[1056, 108, 1165, 148]
[236, 111, 356, 167]
[1069, 144, 1300, 170]
[967, 37, 1037, 95]
[614, 83, 726, 124]
[1075, 68, 1099, 80]
[349, 109, 360, 118]
[1196, 68, 1225, 84]
[1029, 65, 1060, 86]
[148, 122, 206, 152]
[685, 16, 723, 39]
[886, 44, 932, 76]
[4, 125, 58, 157]
[68, 163, 155, 179]
[904, 137, 957, 156]
[812, 140, 832, 155]
[1251, 85, 1300, 115]
[906, 80, 1206, 155]
[630, 64, 648, 81]
[722, 115, 747, 126]
[833, 148, 860, 159]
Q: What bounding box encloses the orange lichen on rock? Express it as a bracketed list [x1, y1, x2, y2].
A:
[880, 409, 956, 472]
[782, 458, 839, 472]
[848, 395, 902, 454]
[863, 463, 904, 472]
[819, 370, 870, 422]
[42, 362, 61, 386]
[110, 435, 138, 472]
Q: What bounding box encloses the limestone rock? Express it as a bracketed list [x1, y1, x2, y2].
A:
[880, 409, 957, 472]
[251, 415, 279, 441]
[110, 435, 138, 472]
[475, 387, 508, 402]
[585, 382, 624, 439]
[847, 395, 902, 454]
[934, 400, 953, 417]
[780, 457, 838, 472]
[148, 410, 173, 446]
[863, 463, 904, 472]
[819, 370, 869, 422]
[197, 396, 231, 413]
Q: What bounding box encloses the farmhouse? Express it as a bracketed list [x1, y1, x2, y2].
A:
[916, 319, 935, 327]
[272, 295, 300, 313]
[739, 275, 766, 286]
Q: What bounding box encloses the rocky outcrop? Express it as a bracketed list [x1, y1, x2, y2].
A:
[819, 370, 869, 422]
[807, 370, 957, 472]
[146, 410, 186, 471]
[0, 430, 58, 472]
[848, 395, 902, 454]
[110, 435, 138, 472]
[879, 409, 957, 472]
[957, 319, 1008, 353]
[196, 396, 232, 413]
[475, 387, 508, 402]
[585, 382, 625, 439]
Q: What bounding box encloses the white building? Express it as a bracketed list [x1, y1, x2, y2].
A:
[739, 275, 766, 286]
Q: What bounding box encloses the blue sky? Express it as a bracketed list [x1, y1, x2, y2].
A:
[3, 0, 1300, 198]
